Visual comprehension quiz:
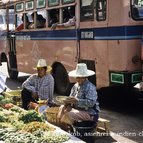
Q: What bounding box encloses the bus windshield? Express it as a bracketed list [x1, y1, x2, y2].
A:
[0, 15, 4, 24]
[0, 9, 15, 30]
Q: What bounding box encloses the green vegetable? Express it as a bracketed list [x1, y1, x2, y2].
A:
[19, 110, 44, 123]
[0, 115, 7, 122]
[0, 98, 12, 105]
[0, 95, 4, 101]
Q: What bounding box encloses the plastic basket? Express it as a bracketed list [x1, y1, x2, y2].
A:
[4, 90, 22, 106]
[4, 90, 21, 97]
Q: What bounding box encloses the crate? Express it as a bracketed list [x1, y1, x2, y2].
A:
[3, 90, 22, 106]
[97, 117, 110, 133]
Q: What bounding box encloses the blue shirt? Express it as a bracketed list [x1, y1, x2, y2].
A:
[70, 80, 100, 115]
[22, 73, 54, 103]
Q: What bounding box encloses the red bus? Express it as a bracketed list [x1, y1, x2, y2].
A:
[0, 0, 143, 95]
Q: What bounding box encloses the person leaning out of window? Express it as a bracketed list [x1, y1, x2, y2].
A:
[28, 12, 46, 29]
[51, 6, 76, 30]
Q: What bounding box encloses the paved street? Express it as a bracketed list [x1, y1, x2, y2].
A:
[0, 62, 143, 143]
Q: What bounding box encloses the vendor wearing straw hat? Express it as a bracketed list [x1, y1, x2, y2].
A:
[57, 63, 100, 125]
[21, 59, 54, 110]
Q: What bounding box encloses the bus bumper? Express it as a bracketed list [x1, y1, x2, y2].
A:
[109, 71, 142, 86]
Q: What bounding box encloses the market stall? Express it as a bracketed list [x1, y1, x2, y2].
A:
[0, 94, 85, 143]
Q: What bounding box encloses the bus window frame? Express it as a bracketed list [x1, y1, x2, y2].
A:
[25, 0, 34, 11]
[36, 9, 46, 28]
[80, 0, 94, 22]
[15, 13, 27, 30]
[95, 0, 107, 21]
[47, 8, 60, 27]
[62, 0, 75, 5]
[36, 0, 46, 9]
[14, 0, 76, 30]
[130, 0, 143, 20]
[15, 2, 24, 12]
[48, 0, 60, 7]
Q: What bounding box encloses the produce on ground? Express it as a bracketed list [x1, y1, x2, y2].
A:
[0, 99, 70, 143]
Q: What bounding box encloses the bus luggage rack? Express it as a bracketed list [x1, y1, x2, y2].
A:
[3, 90, 22, 107]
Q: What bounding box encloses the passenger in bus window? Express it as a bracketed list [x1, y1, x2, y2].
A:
[37, 14, 46, 28]
[48, 9, 59, 28]
[51, 6, 75, 30]
[16, 15, 30, 31]
[57, 63, 100, 126]
[29, 12, 46, 29]
[21, 59, 55, 110]
[28, 12, 34, 29]
[63, 8, 72, 23]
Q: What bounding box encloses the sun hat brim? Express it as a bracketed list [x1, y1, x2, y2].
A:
[33, 66, 52, 72]
[68, 69, 95, 77]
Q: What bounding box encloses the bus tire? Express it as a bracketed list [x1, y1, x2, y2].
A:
[54, 64, 72, 95]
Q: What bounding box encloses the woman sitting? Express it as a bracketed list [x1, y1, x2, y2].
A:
[57, 63, 100, 127]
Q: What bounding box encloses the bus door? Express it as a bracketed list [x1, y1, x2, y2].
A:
[6, 7, 18, 79]
[131, 0, 143, 80]
[8, 31, 16, 67]
[79, 0, 108, 86]
[0, 9, 7, 65]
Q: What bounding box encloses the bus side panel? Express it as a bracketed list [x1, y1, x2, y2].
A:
[80, 40, 109, 88]
[16, 40, 37, 73]
[16, 39, 77, 74]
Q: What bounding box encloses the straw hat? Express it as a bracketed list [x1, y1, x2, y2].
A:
[34, 59, 52, 71]
[68, 63, 95, 77]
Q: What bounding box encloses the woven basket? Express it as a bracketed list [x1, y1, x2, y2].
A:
[45, 107, 60, 125]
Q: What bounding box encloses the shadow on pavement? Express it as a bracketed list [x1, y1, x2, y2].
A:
[79, 135, 117, 143]
[6, 75, 30, 90]
[97, 86, 143, 114]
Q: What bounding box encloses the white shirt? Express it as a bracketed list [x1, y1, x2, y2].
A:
[63, 16, 76, 27]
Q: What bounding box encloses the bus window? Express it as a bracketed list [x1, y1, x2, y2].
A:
[48, 0, 60, 7]
[28, 11, 46, 29]
[0, 14, 5, 29]
[9, 10, 14, 25]
[131, 0, 143, 20]
[95, 0, 106, 21]
[16, 13, 31, 31]
[48, 9, 59, 28]
[0, 15, 6, 30]
[80, 0, 94, 22]
[37, 10, 46, 28]
[63, 7, 72, 23]
[62, 0, 75, 4]
[28, 12, 35, 29]
[16, 13, 23, 31]
[0, 9, 15, 30]
[50, 6, 75, 30]
[5, 7, 15, 31]
[0, 15, 3, 24]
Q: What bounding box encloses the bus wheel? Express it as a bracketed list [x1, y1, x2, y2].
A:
[54, 64, 72, 95]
